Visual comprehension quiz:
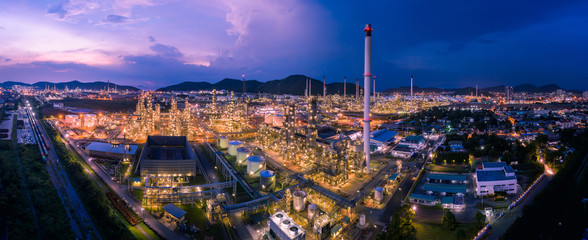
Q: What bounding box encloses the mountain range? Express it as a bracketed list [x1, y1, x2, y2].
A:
[0, 80, 139, 91]
[157, 74, 362, 96]
[0, 75, 580, 95]
[383, 83, 572, 95]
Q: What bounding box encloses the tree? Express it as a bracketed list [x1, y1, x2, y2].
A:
[442, 210, 457, 230]
[474, 211, 486, 229]
[455, 228, 466, 240]
[377, 205, 417, 240]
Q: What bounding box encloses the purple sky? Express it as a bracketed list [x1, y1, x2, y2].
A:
[1, 0, 587, 90]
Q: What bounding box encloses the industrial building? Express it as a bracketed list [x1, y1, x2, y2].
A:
[399, 135, 426, 149]
[474, 162, 517, 196]
[85, 141, 139, 160]
[369, 129, 397, 150]
[269, 212, 306, 240]
[138, 136, 197, 177]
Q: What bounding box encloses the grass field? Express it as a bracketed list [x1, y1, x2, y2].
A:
[427, 163, 470, 173]
[413, 222, 479, 240]
[181, 204, 224, 240]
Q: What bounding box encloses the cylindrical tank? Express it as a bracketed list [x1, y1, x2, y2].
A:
[236, 147, 250, 164]
[375, 187, 384, 201]
[260, 170, 275, 191]
[219, 136, 229, 149]
[308, 204, 317, 220]
[273, 115, 284, 126]
[292, 190, 307, 212]
[246, 155, 265, 176]
[281, 219, 291, 229]
[352, 141, 362, 152]
[228, 140, 242, 156]
[289, 226, 299, 237]
[360, 214, 366, 226]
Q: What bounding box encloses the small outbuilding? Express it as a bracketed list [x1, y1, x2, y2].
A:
[162, 203, 187, 223]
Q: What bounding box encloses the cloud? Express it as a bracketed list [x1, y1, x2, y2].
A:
[147, 36, 156, 42]
[103, 14, 129, 23]
[99, 14, 146, 24]
[47, 0, 100, 21]
[149, 44, 183, 58]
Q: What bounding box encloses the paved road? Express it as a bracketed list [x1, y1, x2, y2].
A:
[49, 119, 188, 240]
[484, 174, 553, 240]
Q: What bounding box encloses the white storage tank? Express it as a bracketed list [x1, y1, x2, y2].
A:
[272, 115, 284, 126]
[246, 155, 265, 176]
[219, 136, 229, 149]
[236, 147, 250, 164]
[260, 170, 275, 191]
[228, 140, 242, 156]
[293, 190, 307, 212]
[374, 187, 384, 201]
[352, 141, 362, 152]
[308, 204, 317, 220]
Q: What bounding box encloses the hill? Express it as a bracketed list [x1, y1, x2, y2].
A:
[156, 74, 362, 95]
[0, 80, 140, 91]
[383, 83, 568, 95]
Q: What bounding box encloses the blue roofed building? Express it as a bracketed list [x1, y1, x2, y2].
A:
[162, 203, 187, 223]
[427, 172, 467, 184]
[400, 135, 426, 149]
[370, 129, 398, 151]
[85, 141, 139, 160]
[409, 193, 438, 206]
[475, 162, 517, 196]
[423, 183, 467, 196]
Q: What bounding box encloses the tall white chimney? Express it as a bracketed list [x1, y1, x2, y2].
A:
[356, 78, 359, 100]
[305, 78, 308, 97]
[323, 76, 326, 99]
[363, 24, 372, 174]
[344, 76, 347, 98]
[411, 74, 413, 106]
[373, 75, 376, 98]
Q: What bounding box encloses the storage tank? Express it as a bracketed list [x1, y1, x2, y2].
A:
[236, 147, 250, 164]
[352, 141, 362, 152]
[246, 155, 265, 176]
[260, 170, 275, 191]
[288, 226, 300, 238]
[359, 214, 366, 227]
[219, 136, 229, 149]
[374, 187, 384, 201]
[293, 190, 307, 212]
[308, 204, 318, 220]
[228, 140, 242, 156]
[273, 115, 284, 126]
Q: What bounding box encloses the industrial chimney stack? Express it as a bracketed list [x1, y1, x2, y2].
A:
[363, 24, 372, 174]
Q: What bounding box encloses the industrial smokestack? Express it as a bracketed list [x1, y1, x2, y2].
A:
[476, 83, 478, 97]
[305, 78, 308, 97]
[309, 78, 312, 96]
[411, 74, 413, 106]
[323, 76, 326, 99]
[356, 78, 359, 100]
[363, 24, 372, 174]
[373, 75, 376, 98]
[344, 76, 347, 98]
[242, 74, 246, 102]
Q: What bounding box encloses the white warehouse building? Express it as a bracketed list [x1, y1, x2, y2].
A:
[474, 162, 517, 196]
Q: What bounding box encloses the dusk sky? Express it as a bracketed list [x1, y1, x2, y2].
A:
[1, 0, 587, 90]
